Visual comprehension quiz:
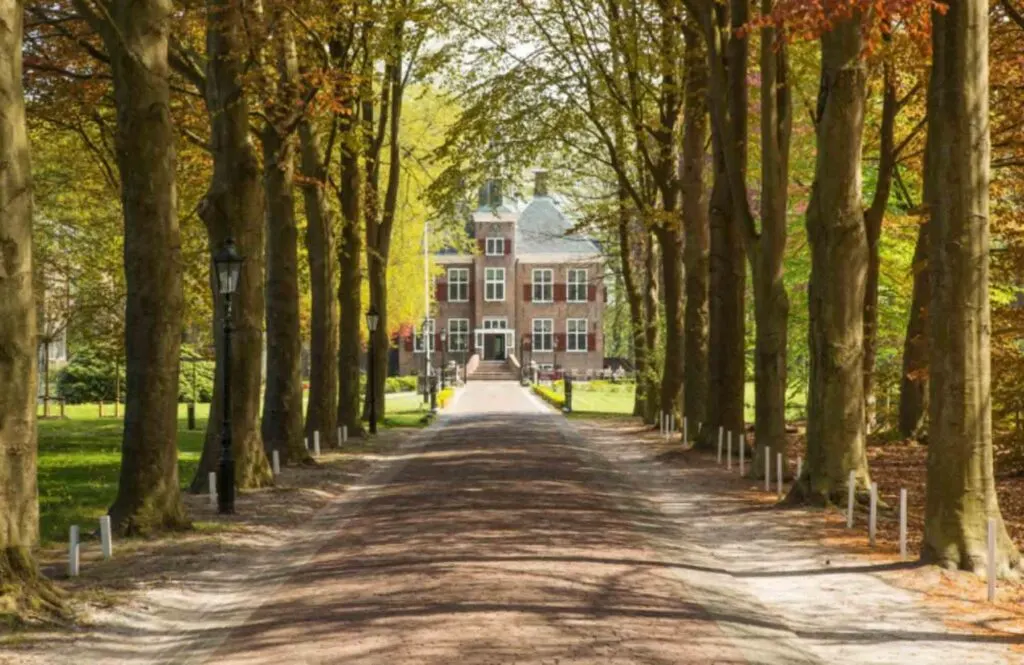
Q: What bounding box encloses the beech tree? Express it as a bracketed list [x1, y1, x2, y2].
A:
[922, 0, 1021, 573]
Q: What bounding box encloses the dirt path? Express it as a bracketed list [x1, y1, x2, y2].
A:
[6, 382, 1019, 664]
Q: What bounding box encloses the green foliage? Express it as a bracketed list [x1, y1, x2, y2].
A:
[532, 384, 565, 409]
[178, 345, 216, 403]
[385, 375, 418, 393]
[56, 347, 125, 404]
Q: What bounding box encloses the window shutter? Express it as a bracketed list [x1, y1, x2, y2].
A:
[587, 333, 596, 351]
[587, 285, 597, 302]
[436, 281, 447, 302]
[523, 283, 532, 302]
[404, 334, 414, 352]
[554, 283, 566, 302]
[504, 239, 512, 255]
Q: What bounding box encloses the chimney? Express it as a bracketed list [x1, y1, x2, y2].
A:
[477, 178, 503, 209]
[533, 169, 549, 198]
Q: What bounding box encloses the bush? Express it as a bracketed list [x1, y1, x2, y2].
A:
[385, 375, 418, 393]
[57, 347, 125, 404]
[438, 387, 455, 408]
[532, 384, 565, 409]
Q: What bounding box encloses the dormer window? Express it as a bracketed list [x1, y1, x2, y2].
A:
[486, 237, 505, 256]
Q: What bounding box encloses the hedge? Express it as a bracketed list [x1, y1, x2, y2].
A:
[532, 384, 565, 409]
[385, 375, 418, 393]
[57, 345, 215, 404]
[438, 387, 455, 408]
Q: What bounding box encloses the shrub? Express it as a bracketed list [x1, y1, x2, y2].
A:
[532, 384, 565, 409]
[56, 347, 125, 404]
[385, 375, 418, 393]
[438, 387, 455, 408]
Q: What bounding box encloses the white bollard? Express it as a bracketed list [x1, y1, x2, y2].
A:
[739, 434, 745, 476]
[764, 448, 770, 492]
[987, 516, 995, 602]
[670, 413, 675, 435]
[717, 427, 723, 464]
[304, 436, 309, 451]
[68, 525, 80, 577]
[208, 471, 217, 507]
[337, 426, 343, 446]
[342, 425, 348, 444]
[314, 430, 321, 457]
[777, 453, 783, 498]
[869, 481, 878, 546]
[272, 449, 281, 476]
[797, 455, 803, 479]
[727, 431, 732, 471]
[99, 515, 112, 560]
[684, 417, 688, 443]
[847, 470, 856, 528]
[899, 488, 908, 560]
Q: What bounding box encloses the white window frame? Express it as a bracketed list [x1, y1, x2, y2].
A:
[485, 237, 505, 256]
[485, 267, 505, 302]
[448, 319, 469, 352]
[532, 318, 553, 352]
[532, 268, 553, 303]
[567, 318, 588, 352]
[448, 268, 469, 302]
[414, 318, 435, 353]
[483, 317, 508, 330]
[567, 269, 588, 303]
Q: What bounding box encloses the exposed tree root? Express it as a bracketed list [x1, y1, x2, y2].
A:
[0, 547, 67, 628]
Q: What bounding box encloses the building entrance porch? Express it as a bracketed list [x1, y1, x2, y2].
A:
[475, 329, 515, 361]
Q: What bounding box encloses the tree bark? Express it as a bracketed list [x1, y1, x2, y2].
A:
[336, 104, 364, 437]
[0, 0, 54, 603]
[682, 26, 709, 434]
[656, 224, 685, 423]
[261, 12, 306, 464]
[190, 0, 272, 492]
[795, 16, 872, 504]
[642, 231, 661, 424]
[922, 0, 1020, 573]
[300, 118, 339, 447]
[862, 58, 897, 433]
[617, 192, 648, 418]
[898, 220, 929, 438]
[751, 5, 791, 476]
[93, 0, 189, 532]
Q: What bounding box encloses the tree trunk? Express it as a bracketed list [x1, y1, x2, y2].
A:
[862, 58, 897, 433]
[795, 16, 871, 504]
[656, 224, 685, 423]
[618, 192, 648, 418]
[97, 0, 189, 532]
[642, 231, 661, 424]
[898, 220, 929, 438]
[300, 118, 339, 447]
[0, 0, 55, 605]
[336, 105, 364, 437]
[190, 0, 272, 492]
[682, 26, 709, 434]
[261, 13, 306, 464]
[751, 8, 791, 477]
[702, 0, 747, 448]
[922, 0, 1020, 573]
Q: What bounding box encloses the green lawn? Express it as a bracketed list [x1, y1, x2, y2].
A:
[35, 392, 430, 545]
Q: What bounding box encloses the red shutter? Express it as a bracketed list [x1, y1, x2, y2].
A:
[404, 334, 414, 351]
[554, 283, 566, 302]
[523, 283, 532, 302]
[602, 286, 608, 303]
[555, 333, 566, 351]
[504, 239, 511, 255]
[477, 238, 486, 252]
[587, 333, 596, 352]
[436, 281, 447, 302]
[587, 285, 597, 302]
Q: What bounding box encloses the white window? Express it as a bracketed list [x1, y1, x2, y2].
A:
[567, 318, 588, 352]
[532, 268, 553, 302]
[486, 237, 505, 256]
[485, 267, 505, 301]
[567, 269, 588, 302]
[483, 317, 507, 330]
[448, 268, 469, 302]
[414, 319, 435, 353]
[448, 319, 469, 351]
[532, 318, 553, 352]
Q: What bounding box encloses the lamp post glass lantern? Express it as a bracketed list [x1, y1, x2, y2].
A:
[366, 307, 379, 434]
[214, 238, 243, 514]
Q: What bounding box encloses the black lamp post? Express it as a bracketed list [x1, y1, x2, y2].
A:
[214, 238, 243, 515]
[440, 329, 447, 389]
[366, 306, 379, 434]
[421, 317, 430, 405]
